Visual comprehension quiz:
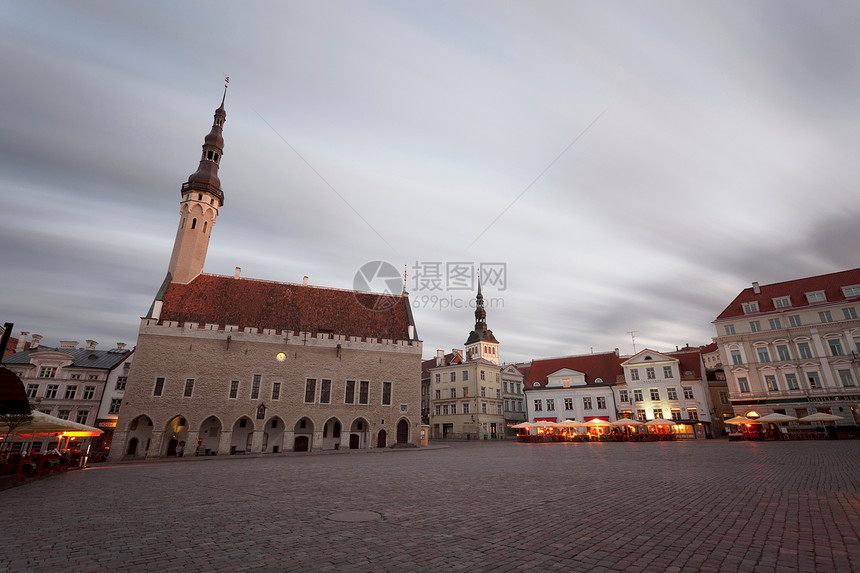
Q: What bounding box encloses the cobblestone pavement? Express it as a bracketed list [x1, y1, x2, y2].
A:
[3, 440, 860, 572]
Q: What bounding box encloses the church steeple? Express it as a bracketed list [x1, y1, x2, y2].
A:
[166, 83, 228, 285]
[465, 277, 499, 364]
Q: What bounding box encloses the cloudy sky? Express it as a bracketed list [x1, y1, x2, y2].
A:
[2, 1, 859, 363]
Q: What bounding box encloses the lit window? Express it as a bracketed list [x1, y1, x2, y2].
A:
[38, 366, 57, 379]
[687, 408, 698, 420]
[652, 408, 663, 419]
[636, 409, 647, 421]
[671, 409, 682, 420]
[765, 375, 779, 392]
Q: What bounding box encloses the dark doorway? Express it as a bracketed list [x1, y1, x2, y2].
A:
[166, 438, 178, 456]
[294, 436, 309, 452]
[349, 434, 360, 449]
[127, 437, 138, 456]
[396, 420, 409, 444]
[376, 429, 387, 448]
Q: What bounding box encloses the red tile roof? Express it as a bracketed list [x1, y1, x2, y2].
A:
[716, 268, 860, 320]
[699, 342, 718, 354]
[669, 350, 703, 378]
[526, 352, 624, 388]
[159, 274, 415, 341]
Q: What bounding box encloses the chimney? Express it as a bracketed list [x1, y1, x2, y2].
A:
[86, 340, 98, 350]
[116, 342, 127, 350]
[16, 332, 29, 353]
[752, 281, 761, 294]
[436, 349, 444, 366]
[234, 267, 241, 278]
[303, 276, 309, 286]
[30, 334, 43, 348]
[614, 348, 619, 356]
[59, 340, 77, 349]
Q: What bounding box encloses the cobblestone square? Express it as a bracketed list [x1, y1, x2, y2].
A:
[3, 440, 859, 572]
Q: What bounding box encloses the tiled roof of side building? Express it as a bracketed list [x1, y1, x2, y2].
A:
[699, 342, 719, 354]
[715, 267, 860, 320]
[159, 274, 415, 341]
[3, 348, 132, 370]
[668, 350, 703, 378]
[421, 353, 456, 379]
[526, 352, 624, 389]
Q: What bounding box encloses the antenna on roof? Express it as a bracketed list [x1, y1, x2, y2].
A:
[627, 330, 638, 354]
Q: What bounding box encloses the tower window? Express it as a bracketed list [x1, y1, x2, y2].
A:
[198, 194, 203, 200]
[213, 153, 219, 162]
[191, 218, 197, 229]
[203, 221, 208, 233]
[206, 150, 213, 160]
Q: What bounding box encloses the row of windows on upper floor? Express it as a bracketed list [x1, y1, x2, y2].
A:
[434, 402, 501, 416]
[532, 387, 696, 412]
[25, 378, 127, 400]
[741, 286, 860, 315]
[734, 368, 856, 393]
[431, 387, 501, 400]
[628, 365, 676, 381]
[434, 370, 501, 384]
[729, 336, 860, 365]
[151, 376, 394, 406]
[727, 307, 859, 335]
[34, 366, 104, 381]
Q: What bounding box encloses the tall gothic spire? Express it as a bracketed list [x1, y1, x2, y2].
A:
[465, 277, 498, 348]
[182, 81, 227, 205]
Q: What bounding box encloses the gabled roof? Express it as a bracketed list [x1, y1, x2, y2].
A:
[700, 342, 718, 354]
[715, 267, 860, 320]
[3, 348, 133, 370]
[526, 352, 623, 389]
[421, 353, 457, 380]
[670, 350, 703, 378]
[158, 274, 416, 342]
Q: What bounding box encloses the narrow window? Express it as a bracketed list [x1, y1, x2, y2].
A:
[229, 381, 239, 399]
[251, 374, 261, 399]
[271, 382, 281, 400]
[304, 379, 316, 403]
[153, 377, 165, 397]
[320, 379, 332, 404]
[359, 381, 369, 404]
[183, 379, 194, 397]
[191, 218, 197, 229]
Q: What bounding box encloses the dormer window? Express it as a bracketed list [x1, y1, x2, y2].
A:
[806, 291, 826, 303]
[742, 301, 759, 314]
[842, 285, 860, 298]
[773, 296, 791, 308]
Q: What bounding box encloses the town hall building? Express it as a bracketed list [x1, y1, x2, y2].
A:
[109, 87, 422, 460]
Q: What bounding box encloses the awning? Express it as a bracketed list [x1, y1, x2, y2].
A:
[1, 411, 103, 438]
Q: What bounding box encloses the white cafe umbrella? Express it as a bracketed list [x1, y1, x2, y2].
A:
[611, 418, 644, 427]
[756, 413, 798, 423]
[798, 413, 844, 423]
[2, 411, 103, 438]
[644, 418, 676, 426]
